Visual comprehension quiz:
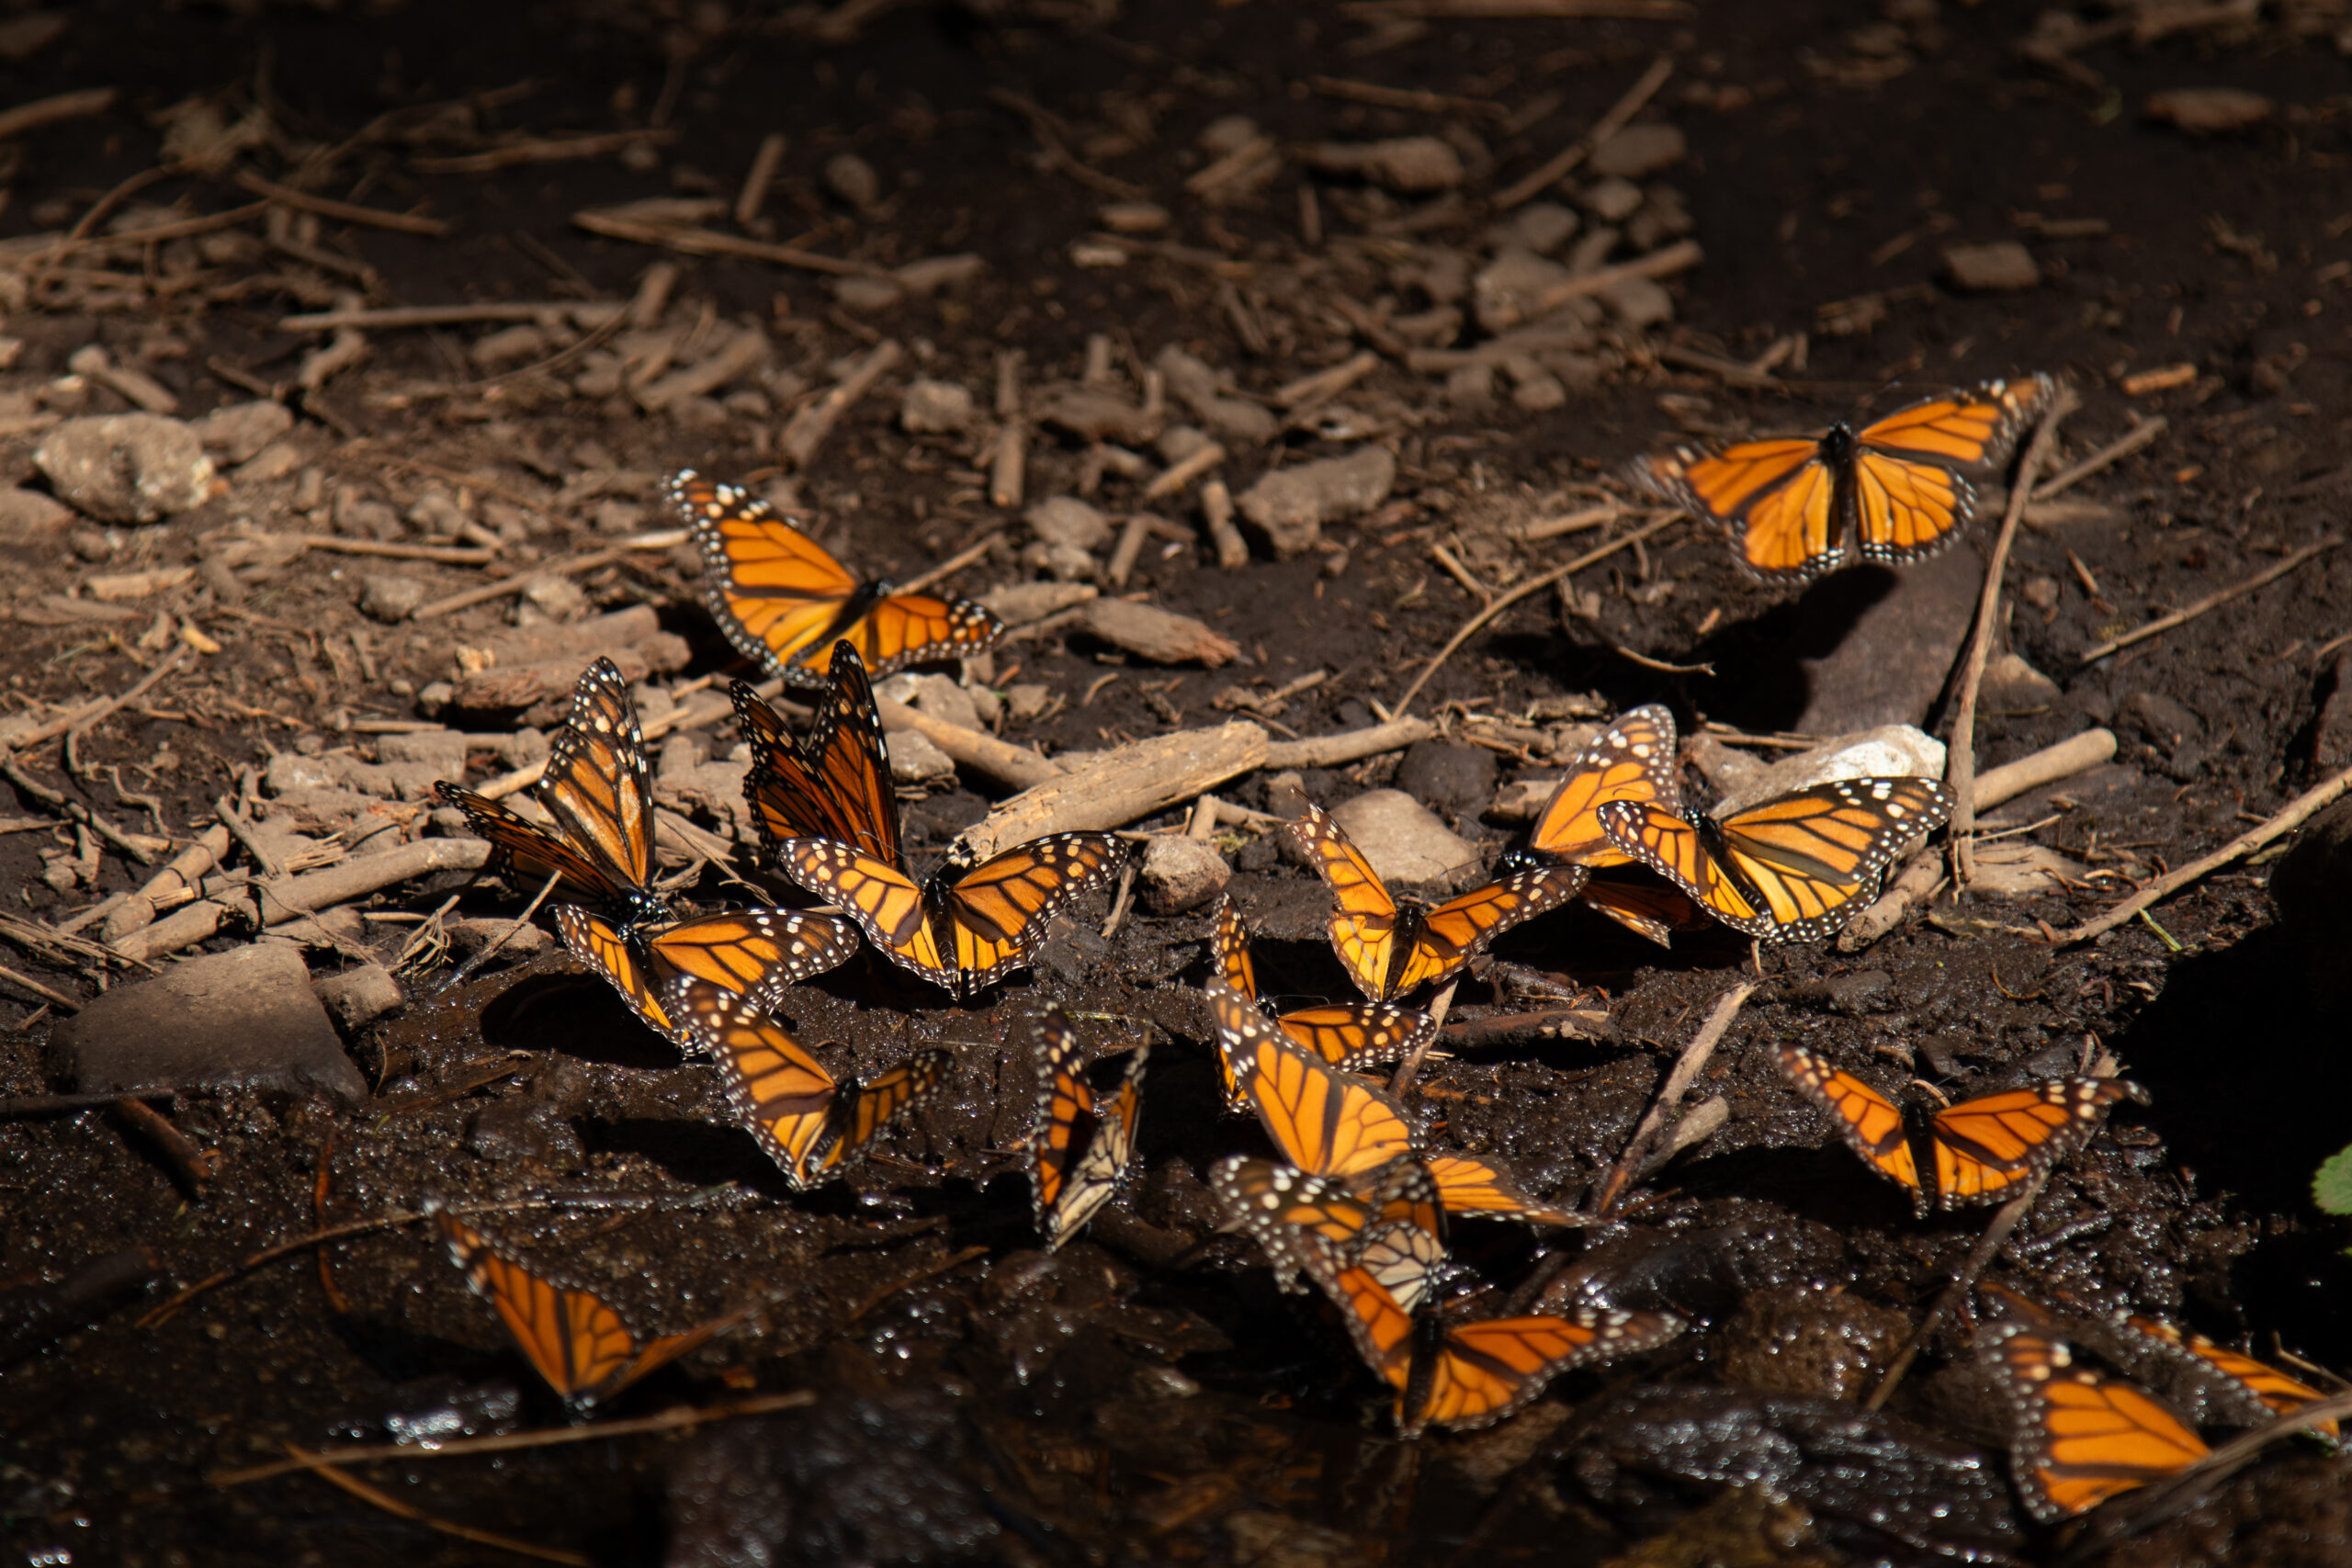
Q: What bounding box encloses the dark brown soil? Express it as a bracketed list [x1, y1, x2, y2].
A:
[3, 3, 2348, 1564]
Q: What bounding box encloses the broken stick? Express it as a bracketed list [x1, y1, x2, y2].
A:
[956, 722, 1268, 863]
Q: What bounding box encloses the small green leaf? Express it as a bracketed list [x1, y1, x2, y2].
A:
[2314, 1145, 2352, 1215]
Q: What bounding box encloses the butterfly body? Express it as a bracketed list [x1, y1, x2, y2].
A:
[1206, 897, 1435, 1108]
[1984, 1322, 2210, 1520]
[674, 470, 1002, 685]
[554, 904, 857, 1049]
[2120, 1314, 2339, 1438]
[1027, 1011, 1148, 1250]
[734, 643, 900, 867]
[1781, 1045, 2145, 1215]
[1632, 376, 2057, 579]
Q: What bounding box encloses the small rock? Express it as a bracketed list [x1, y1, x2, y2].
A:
[445, 918, 554, 959]
[2148, 86, 2273, 134]
[1328, 790, 1479, 892]
[1099, 201, 1170, 232]
[893, 254, 984, 295]
[1026, 540, 1097, 582]
[824, 152, 882, 209]
[1589, 122, 1686, 179]
[888, 727, 956, 784]
[1198, 115, 1261, 157]
[34, 413, 216, 524]
[1716, 1283, 1907, 1401]
[335, 489, 403, 540]
[189, 399, 293, 465]
[50, 942, 368, 1105]
[1394, 739, 1498, 816]
[1140, 836, 1230, 915]
[1025, 495, 1113, 552]
[1038, 386, 1160, 446]
[520, 574, 588, 622]
[831, 276, 904, 313]
[1305, 136, 1464, 193]
[1599, 276, 1675, 328]
[358, 573, 428, 623]
[1971, 841, 2087, 898]
[0, 487, 73, 541]
[979, 581, 1098, 626]
[1790, 545, 1981, 734]
[1945, 242, 2040, 292]
[1236, 446, 1396, 559]
[1510, 368, 1567, 411]
[1579, 176, 1645, 222]
[314, 963, 404, 1032]
[1474, 247, 1574, 334]
[1485, 777, 1555, 825]
[235, 442, 303, 485]
[1981, 651, 2061, 715]
[900, 378, 975, 434]
[1682, 733, 1770, 802]
[1445, 363, 1495, 408]
[1006, 683, 1052, 722]
[2021, 575, 2060, 611]
[2122, 689, 2200, 746]
[901, 671, 982, 733]
[1502, 200, 1578, 254]
[470, 324, 548, 367]
[1155, 345, 1276, 442]
[1714, 725, 1947, 816]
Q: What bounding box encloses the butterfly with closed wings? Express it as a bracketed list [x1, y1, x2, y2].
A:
[1288, 803, 1588, 1002]
[2118, 1313, 2341, 1440]
[1631, 375, 2057, 579]
[553, 903, 857, 1051]
[1781, 1044, 2147, 1215]
[1513, 704, 1706, 945]
[1205, 896, 1434, 1110]
[1209, 1154, 1446, 1297]
[675, 469, 1003, 686]
[1982, 1321, 2210, 1521]
[1027, 1010, 1148, 1251]
[734, 641, 900, 866]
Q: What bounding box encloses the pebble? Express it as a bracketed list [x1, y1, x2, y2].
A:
[1393, 739, 1497, 817]
[445, 918, 554, 959]
[1589, 122, 1685, 178]
[1140, 836, 1230, 915]
[1155, 345, 1275, 442]
[1328, 790, 1478, 892]
[824, 152, 882, 209]
[1599, 275, 1675, 328]
[1098, 201, 1169, 232]
[1944, 241, 2040, 292]
[470, 324, 548, 367]
[1500, 200, 1578, 254]
[899, 671, 983, 733]
[1714, 1283, 1908, 1401]
[1303, 136, 1464, 193]
[1025, 495, 1113, 553]
[49, 943, 368, 1105]
[1235, 446, 1396, 559]
[1792, 544, 1980, 734]
[980, 581, 1097, 626]
[1198, 115, 1261, 156]
[464, 1099, 583, 1173]
[2121, 688, 2200, 746]
[893, 254, 984, 295]
[1713, 725, 1947, 816]
[189, 400, 293, 465]
[900, 378, 975, 434]
[358, 573, 429, 623]
[1473, 247, 1574, 334]
[888, 727, 956, 783]
[314, 962, 404, 1032]
[831, 276, 904, 313]
[1981, 651, 2061, 714]
[1969, 841, 2086, 898]
[2148, 86, 2274, 134]
[1005, 682, 1053, 722]
[0, 487, 71, 540]
[34, 413, 216, 524]
[1579, 176, 1645, 222]
[1038, 387, 1159, 446]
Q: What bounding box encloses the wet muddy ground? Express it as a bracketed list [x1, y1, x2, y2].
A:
[3, 1, 2351, 1563]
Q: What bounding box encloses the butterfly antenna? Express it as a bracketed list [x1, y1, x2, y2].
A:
[437, 870, 562, 996]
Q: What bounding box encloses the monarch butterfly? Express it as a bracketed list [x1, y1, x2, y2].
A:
[553, 904, 857, 1050]
[1213, 987, 1578, 1229]
[1515, 705, 1707, 946]
[668, 977, 948, 1190]
[1631, 375, 2058, 579]
[1984, 1322, 2209, 1520]
[1781, 1044, 2147, 1215]
[1206, 897, 1435, 1109]
[674, 470, 1004, 686]
[2119, 1314, 2340, 1439]
[1026, 1011, 1148, 1251]
[1598, 775, 1954, 943]
[734, 642, 900, 868]
[1208, 1155, 1447, 1296]
[1295, 1219, 1682, 1437]
[1288, 803, 1588, 1002]
[776, 832, 1128, 999]
[435, 657, 668, 931]
[432, 1205, 756, 1413]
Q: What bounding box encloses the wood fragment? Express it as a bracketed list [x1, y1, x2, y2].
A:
[1306, 74, 1510, 121]
[1105, 513, 1155, 590]
[411, 547, 629, 620]
[1073, 598, 1241, 666]
[0, 86, 117, 142]
[1527, 239, 1702, 315]
[734, 132, 788, 228]
[115, 838, 492, 964]
[780, 339, 902, 469]
[2030, 416, 2165, 503]
[412, 128, 678, 175]
[1274, 350, 1379, 411]
[2079, 536, 2340, 664]
[1973, 728, 2117, 814]
[984, 89, 1149, 202]
[0, 961, 78, 1011]
[277, 301, 594, 333]
[1142, 441, 1226, 503]
[1510, 502, 1621, 542]
[1588, 981, 1754, 1218]
[1262, 716, 1437, 769]
[1491, 56, 1674, 210]
[115, 1096, 219, 1191]
[572, 209, 875, 277]
[1200, 479, 1248, 570]
[277, 1445, 591, 1566]
[297, 536, 497, 566]
[232, 171, 449, 236]
[956, 722, 1268, 863]
[873, 696, 1062, 792]
[1864, 1174, 2049, 1413]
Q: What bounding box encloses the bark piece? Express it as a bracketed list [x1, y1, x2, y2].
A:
[1073, 598, 1241, 667]
[956, 721, 1268, 863]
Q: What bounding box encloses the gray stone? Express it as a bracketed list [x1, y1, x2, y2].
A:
[1155, 345, 1275, 442]
[1038, 386, 1159, 446]
[1328, 790, 1478, 893]
[900, 378, 976, 434]
[1504, 201, 1578, 254]
[824, 152, 882, 209]
[189, 399, 293, 464]
[0, 486, 72, 541]
[831, 276, 905, 313]
[1579, 177, 1645, 222]
[899, 672, 982, 733]
[1006, 682, 1053, 722]
[893, 254, 984, 295]
[464, 1099, 584, 1173]
[1025, 496, 1113, 552]
[1970, 841, 2086, 899]
[1486, 776, 1555, 825]
[1589, 123, 1686, 179]
[980, 581, 1098, 626]
[1140, 836, 1230, 915]
[1714, 725, 1947, 817]
[2148, 87, 2273, 134]
[358, 573, 428, 623]
[1982, 652, 2061, 715]
[2122, 689, 2200, 746]
[1792, 546, 1980, 735]
[887, 727, 956, 783]
[1394, 739, 1498, 817]
[445, 918, 554, 959]
[314, 963, 404, 1032]
[1599, 276, 1674, 328]
[1474, 247, 1574, 334]
[1236, 447, 1396, 559]
[470, 324, 548, 367]
[50, 942, 367, 1104]
[34, 413, 216, 524]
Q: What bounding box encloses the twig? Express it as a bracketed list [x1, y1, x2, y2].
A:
[896, 530, 1001, 596]
[1492, 56, 1674, 210]
[1387, 977, 1459, 1094]
[277, 301, 591, 333]
[51, 649, 188, 757]
[1948, 385, 2077, 886]
[409, 548, 626, 620]
[571, 209, 875, 277]
[842, 1244, 990, 1325]
[2058, 760, 2352, 946]
[275, 1445, 590, 1565]
[1511, 502, 1620, 542]
[780, 339, 902, 468]
[1527, 239, 1702, 314]
[0, 86, 117, 142]
[1099, 860, 1140, 939]
[1, 1089, 175, 1115]
[295, 536, 497, 565]
[210, 1392, 819, 1487]
[438, 871, 560, 992]
[0, 962, 79, 1011]
[2030, 415, 2165, 503]
[1261, 716, 1436, 769]
[2079, 536, 2341, 664]
[115, 1097, 220, 1192]
[734, 132, 788, 227]
[213, 793, 282, 880]
[1394, 513, 1678, 716]
[983, 89, 1149, 201]
[1586, 982, 1755, 1217]
[412, 128, 678, 175]
[232, 170, 449, 236]
[1863, 1175, 2047, 1412]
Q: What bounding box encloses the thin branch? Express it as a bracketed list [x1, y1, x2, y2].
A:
[273, 1445, 590, 1564]
[1862, 1173, 2048, 1412]
[1586, 982, 1755, 1217]
[2079, 536, 2341, 664]
[1492, 56, 1674, 211]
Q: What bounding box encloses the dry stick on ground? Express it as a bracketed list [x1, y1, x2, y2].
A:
[895, 529, 1002, 596]
[956, 722, 1270, 863]
[1947, 385, 2079, 886]
[231, 170, 451, 236]
[781, 339, 903, 469]
[842, 1244, 993, 1325]
[2030, 415, 2165, 504]
[1527, 239, 1704, 315]
[115, 1097, 220, 1191]
[2058, 757, 2352, 947]
[571, 209, 875, 277]
[1262, 716, 1437, 769]
[0, 962, 79, 1011]
[410, 547, 628, 620]
[0, 86, 117, 142]
[295, 536, 497, 565]
[1491, 56, 1674, 210]
[1387, 977, 1461, 1094]
[413, 128, 679, 175]
[1393, 513, 1679, 716]
[115, 838, 491, 964]
[1862, 1173, 2048, 1413]
[2, 1089, 177, 1115]
[277, 301, 594, 332]
[210, 1392, 819, 1487]
[1586, 982, 1757, 1218]
[734, 131, 788, 228]
[276, 1445, 590, 1567]
[2079, 536, 2342, 664]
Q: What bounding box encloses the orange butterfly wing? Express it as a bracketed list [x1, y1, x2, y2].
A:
[2122, 1315, 2340, 1438]
[1527, 705, 1682, 868]
[536, 657, 657, 899]
[1419, 1154, 1581, 1228]
[1578, 874, 1705, 946]
[556, 906, 858, 1046]
[1634, 436, 1835, 577]
[734, 647, 901, 868]
[778, 839, 953, 990]
[1287, 803, 1403, 999]
[1402, 1309, 1683, 1437]
[1395, 866, 1587, 995]
[1215, 987, 1419, 1184]
[1598, 800, 1778, 938]
[1027, 1011, 1148, 1249]
[1712, 777, 1955, 942]
[1928, 1077, 2145, 1210]
[1780, 1044, 1925, 1205]
[940, 833, 1129, 997]
[1209, 896, 1261, 998]
[1988, 1325, 2209, 1520]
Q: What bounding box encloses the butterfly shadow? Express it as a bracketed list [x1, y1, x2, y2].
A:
[480, 970, 679, 1071]
[1677, 567, 1908, 735]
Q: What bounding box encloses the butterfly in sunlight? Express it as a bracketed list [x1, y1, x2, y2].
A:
[1984, 1322, 2209, 1521]
[431, 1204, 758, 1414]
[1514, 705, 1707, 946]
[1295, 1212, 1682, 1438]
[1211, 987, 1579, 1231]
[435, 657, 668, 930]
[1026, 1010, 1148, 1252]
[733, 641, 901, 868]
[775, 832, 1129, 1000]
[1287, 803, 1588, 1003]
[673, 469, 1003, 687]
[1205, 897, 1435, 1110]
[2117, 1314, 2341, 1440]
[1208, 1155, 1445, 1297]
[1630, 374, 2058, 579]
[669, 977, 949, 1190]
[553, 904, 857, 1050]
[1781, 1044, 2147, 1215]
[1597, 775, 1954, 943]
